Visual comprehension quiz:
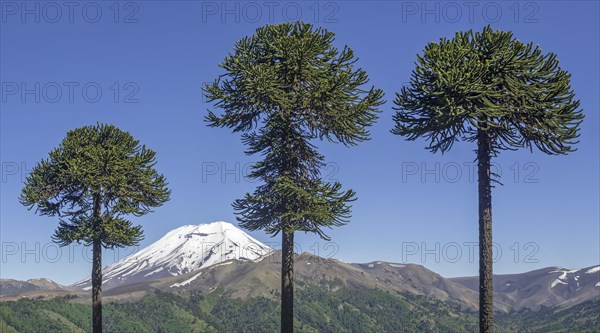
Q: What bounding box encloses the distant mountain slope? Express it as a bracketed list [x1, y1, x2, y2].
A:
[99, 251, 598, 313]
[101, 252, 480, 311]
[72, 221, 271, 290]
[451, 265, 600, 310]
[0, 278, 71, 296]
[4, 221, 598, 314]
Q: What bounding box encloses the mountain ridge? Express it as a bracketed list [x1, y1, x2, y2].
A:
[2, 221, 598, 314]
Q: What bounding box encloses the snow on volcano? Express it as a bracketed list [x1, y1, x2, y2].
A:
[72, 221, 271, 290]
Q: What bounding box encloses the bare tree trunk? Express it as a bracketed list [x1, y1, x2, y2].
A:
[477, 128, 493, 333]
[281, 230, 294, 333]
[92, 192, 102, 333]
[92, 239, 102, 333]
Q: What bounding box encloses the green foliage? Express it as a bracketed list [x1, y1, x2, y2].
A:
[20, 123, 171, 248]
[393, 25, 583, 156]
[496, 299, 600, 333]
[0, 298, 73, 332]
[105, 293, 214, 333]
[204, 22, 384, 239]
[2, 290, 597, 333]
[0, 319, 19, 333]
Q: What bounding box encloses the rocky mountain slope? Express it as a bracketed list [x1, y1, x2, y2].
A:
[451, 265, 600, 310]
[0, 278, 73, 296]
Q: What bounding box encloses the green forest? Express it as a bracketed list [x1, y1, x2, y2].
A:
[1, 288, 598, 333]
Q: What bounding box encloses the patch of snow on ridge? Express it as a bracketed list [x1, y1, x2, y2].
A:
[171, 272, 203, 288]
[549, 268, 577, 289]
[551, 279, 568, 288]
[144, 267, 164, 277]
[211, 261, 234, 268]
[585, 266, 599, 274]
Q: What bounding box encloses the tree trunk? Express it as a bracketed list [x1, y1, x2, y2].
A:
[92, 192, 102, 333]
[92, 239, 102, 333]
[477, 128, 493, 333]
[281, 230, 294, 333]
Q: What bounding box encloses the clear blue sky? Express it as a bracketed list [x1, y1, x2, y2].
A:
[1, 1, 598, 285]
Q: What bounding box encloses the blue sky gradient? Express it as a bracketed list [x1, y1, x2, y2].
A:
[1, 1, 598, 285]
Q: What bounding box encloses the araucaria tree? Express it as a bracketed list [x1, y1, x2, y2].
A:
[20, 124, 171, 333]
[392, 26, 582, 333]
[205, 22, 384, 333]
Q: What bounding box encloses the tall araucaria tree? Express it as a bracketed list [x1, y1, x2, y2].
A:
[20, 123, 171, 333]
[204, 22, 384, 333]
[392, 26, 583, 333]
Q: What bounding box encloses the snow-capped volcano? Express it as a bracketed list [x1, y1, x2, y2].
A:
[73, 221, 271, 290]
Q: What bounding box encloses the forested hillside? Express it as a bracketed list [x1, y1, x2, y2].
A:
[1, 288, 598, 333]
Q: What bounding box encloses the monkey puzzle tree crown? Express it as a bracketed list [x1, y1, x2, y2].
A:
[20, 123, 171, 248]
[393, 25, 583, 155]
[205, 22, 384, 239]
